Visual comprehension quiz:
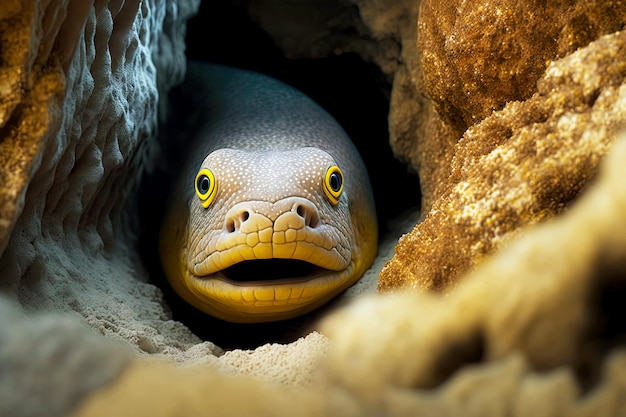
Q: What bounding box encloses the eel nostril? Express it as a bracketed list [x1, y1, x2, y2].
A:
[225, 209, 250, 233]
[295, 203, 319, 228]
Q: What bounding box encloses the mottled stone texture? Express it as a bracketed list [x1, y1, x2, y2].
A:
[380, 30, 626, 290]
[419, 0, 626, 132]
[414, 0, 626, 206]
[0, 0, 68, 256]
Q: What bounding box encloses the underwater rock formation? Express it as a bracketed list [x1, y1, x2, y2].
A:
[380, 30, 626, 290]
[321, 131, 626, 415]
[419, 0, 626, 132]
[414, 0, 626, 206]
[0, 0, 201, 351]
[0, 1, 204, 415]
[2, 0, 626, 416]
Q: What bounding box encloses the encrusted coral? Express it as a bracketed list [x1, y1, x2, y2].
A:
[380, 30, 626, 290]
[419, 0, 626, 132]
[412, 0, 626, 206]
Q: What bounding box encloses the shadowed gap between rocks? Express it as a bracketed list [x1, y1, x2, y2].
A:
[577, 250, 626, 393]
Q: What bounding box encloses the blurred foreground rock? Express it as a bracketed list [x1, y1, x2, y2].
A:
[321, 131, 626, 416]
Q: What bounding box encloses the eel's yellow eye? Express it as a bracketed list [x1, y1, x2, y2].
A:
[195, 168, 217, 208]
[323, 165, 344, 205]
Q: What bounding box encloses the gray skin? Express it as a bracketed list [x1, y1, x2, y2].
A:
[160, 62, 378, 322]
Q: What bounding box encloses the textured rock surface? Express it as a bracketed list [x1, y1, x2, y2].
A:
[0, 1, 200, 416]
[414, 0, 626, 206]
[0, 0, 66, 255]
[0, 0, 201, 352]
[3, 0, 626, 416]
[419, 0, 626, 132]
[380, 30, 626, 291]
[320, 132, 626, 415]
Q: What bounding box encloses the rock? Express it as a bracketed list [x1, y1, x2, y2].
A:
[321, 131, 626, 414]
[380, 30, 626, 291]
[0, 296, 132, 417]
[2, 1, 626, 416]
[0, 0, 203, 351]
[0, 0, 66, 256]
[0, 1, 208, 414]
[416, 0, 626, 208]
[414, 0, 626, 206]
[419, 0, 626, 132]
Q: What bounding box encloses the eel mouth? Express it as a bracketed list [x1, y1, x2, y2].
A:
[178, 199, 355, 322]
[217, 259, 328, 286]
[183, 256, 354, 323]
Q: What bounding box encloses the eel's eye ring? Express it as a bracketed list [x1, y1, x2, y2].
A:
[195, 168, 217, 208]
[323, 165, 344, 205]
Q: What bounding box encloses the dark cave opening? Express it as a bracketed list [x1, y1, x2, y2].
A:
[138, 1, 421, 349]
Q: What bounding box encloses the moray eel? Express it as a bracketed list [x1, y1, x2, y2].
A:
[159, 62, 378, 323]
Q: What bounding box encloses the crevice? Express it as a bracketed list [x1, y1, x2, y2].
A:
[576, 250, 626, 393]
[138, 0, 421, 349]
[424, 330, 486, 389]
